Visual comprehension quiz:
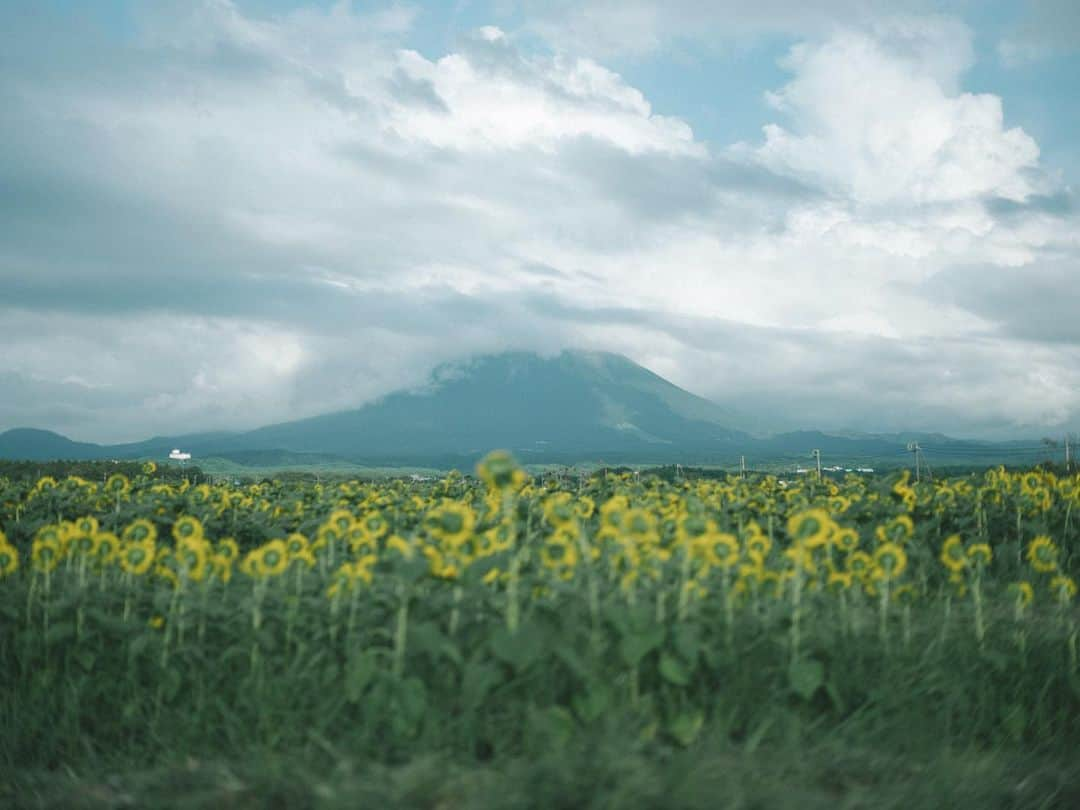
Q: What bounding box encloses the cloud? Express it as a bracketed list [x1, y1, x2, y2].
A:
[999, 0, 1080, 65]
[747, 18, 1043, 206]
[0, 2, 1078, 442]
[511, 0, 936, 57]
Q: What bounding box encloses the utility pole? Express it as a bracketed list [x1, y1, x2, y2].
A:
[907, 442, 921, 483]
[740, 455, 746, 479]
[1066, 434, 1072, 473]
[812, 449, 822, 481]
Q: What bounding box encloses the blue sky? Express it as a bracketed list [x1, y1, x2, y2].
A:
[2, 0, 1079, 441]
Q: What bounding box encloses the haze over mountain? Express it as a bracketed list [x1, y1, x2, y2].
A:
[0, 351, 1064, 468]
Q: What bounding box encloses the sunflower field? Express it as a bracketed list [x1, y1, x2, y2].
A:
[2, 453, 1079, 808]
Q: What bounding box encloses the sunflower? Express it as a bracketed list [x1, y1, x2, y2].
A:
[696, 532, 740, 570]
[290, 549, 317, 569]
[543, 493, 577, 528]
[745, 531, 772, 561]
[939, 535, 967, 573]
[327, 509, 355, 534]
[874, 514, 914, 544]
[94, 531, 120, 562]
[873, 542, 908, 579]
[1050, 575, 1077, 601]
[826, 570, 853, 594]
[255, 540, 288, 577]
[141, 461, 157, 475]
[783, 543, 816, 575]
[0, 543, 19, 577]
[786, 508, 833, 547]
[70, 532, 100, 557]
[891, 583, 918, 605]
[485, 520, 515, 554]
[599, 495, 630, 530]
[120, 540, 155, 576]
[176, 536, 210, 581]
[33, 476, 58, 494]
[217, 537, 240, 561]
[1026, 536, 1059, 573]
[75, 516, 99, 535]
[347, 526, 379, 557]
[122, 519, 158, 545]
[1008, 581, 1035, 608]
[541, 530, 579, 580]
[104, 473, 131, 497]
[240, 550, 260, 578]
[623, 508, 658, 543]
[284, 532, 309, 557]
[154, 563, 180, 590]
[424, 501, 475, 546]
[845, 550, 873, 579]
[574, 496, 595, 521]
[829, 529, 855, 557]
[676, 513, 713, 546]
[385, 534, 414, 559]
[210, 553, 234, 583]
[171, 515, 204, 543]
[967, 543, 992, 567]
[475, 450, 526, 491]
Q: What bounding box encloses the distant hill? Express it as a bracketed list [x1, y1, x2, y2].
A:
[0, 351, 1066, 469]
[0, 428, 107, 461]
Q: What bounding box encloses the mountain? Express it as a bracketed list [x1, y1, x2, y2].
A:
[225, 350, 749, 463]
[0, 428, 108, 461]
[0, 351, 1066, 468]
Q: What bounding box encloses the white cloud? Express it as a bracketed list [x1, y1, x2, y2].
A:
[0, 3, 1078, 442]
[749, 19, 1043, 206]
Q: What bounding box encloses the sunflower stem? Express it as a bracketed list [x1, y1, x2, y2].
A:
[393, 583, 410, 678]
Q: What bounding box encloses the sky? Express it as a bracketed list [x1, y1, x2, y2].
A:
[1, 0, 1079, 443]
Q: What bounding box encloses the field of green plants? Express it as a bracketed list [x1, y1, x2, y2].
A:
[2, 453, 1079, 808]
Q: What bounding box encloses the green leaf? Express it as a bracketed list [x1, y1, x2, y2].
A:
[489, 623, 544, 672]
[788, 658, 824, 701]
[45, 620, 75, 646]
[619, 626, 665, 668]
[672, 624, 700, 664]
[128, 632, 156, 661]
[161, 667, 182, 702]
[409, 621, 463, 669]
[744, 714, 775, 753]
[345, 650, 377, 704]
[1002, 704, 1027, 742]
[462, 660, 503, 711]
[659, 652, 691, 686]
[667, 709, 705, 747]
[553, 645, 591, 682]
[572, 682, 611, 724]
[75, 648, 96, 672]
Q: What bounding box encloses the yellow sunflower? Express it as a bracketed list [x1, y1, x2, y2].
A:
[786, 508, 833, 547]
[873, 542, 908, 580]
[1050, 575, 1077, 601]
[120, 539, 155, 576]
[171, 515, 204, 543]
[967, 543, 992, 567]
[0, 543, 19, 577]
[255, 540, 288, 577]
[939, 534, 967, 573]
[1026, 536, 1059, 573]
[122, 519, 158, 545]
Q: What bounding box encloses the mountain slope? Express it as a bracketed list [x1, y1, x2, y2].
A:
[0, 428, 108, 461]
[234, 351, 747, 461]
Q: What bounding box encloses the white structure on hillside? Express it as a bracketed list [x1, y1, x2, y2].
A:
[169, 449, 192, 461]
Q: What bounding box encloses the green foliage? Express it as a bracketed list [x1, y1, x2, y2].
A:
[0, 460, 1079, 806]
